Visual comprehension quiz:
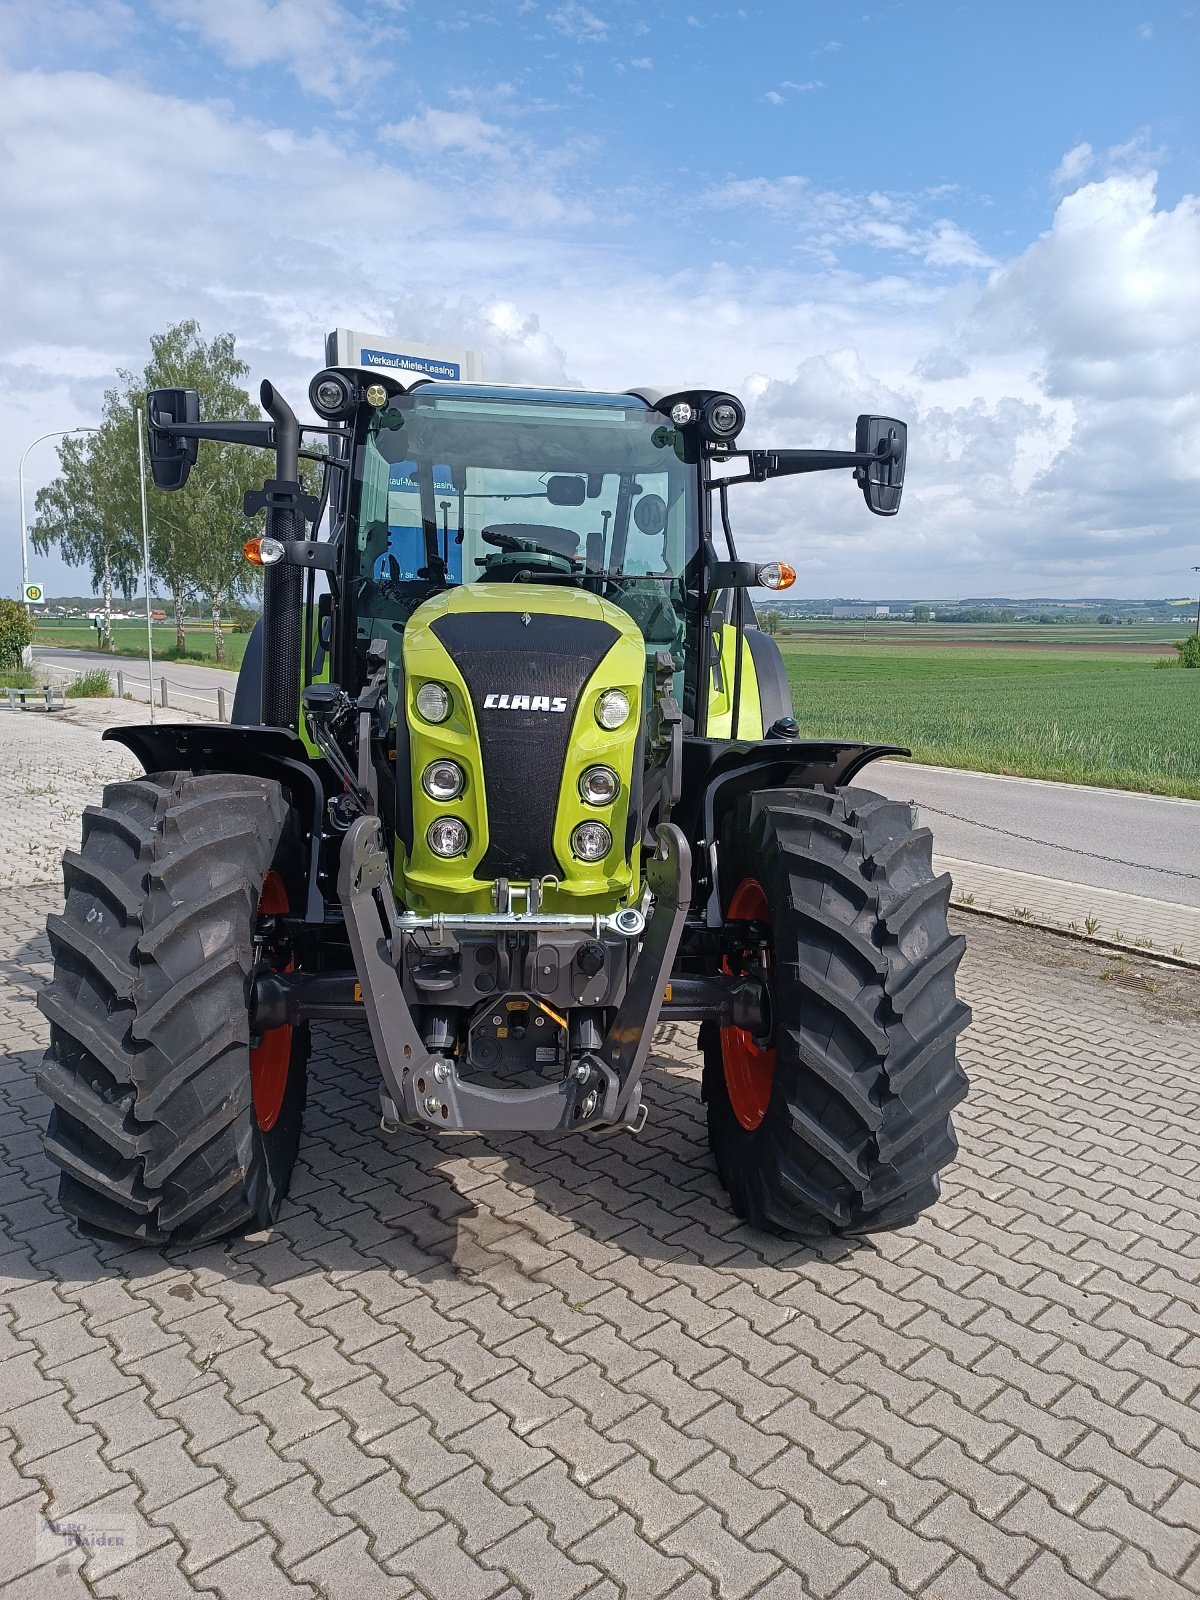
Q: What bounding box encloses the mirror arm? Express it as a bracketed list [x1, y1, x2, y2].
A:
[146, 418, 276, 450]
[749, 448, 879, 480]
[706, 446, 887, 487]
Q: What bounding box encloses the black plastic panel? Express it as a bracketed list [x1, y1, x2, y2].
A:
[431, 611, 619, 880]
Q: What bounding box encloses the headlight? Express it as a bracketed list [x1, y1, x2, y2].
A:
[427, 817, 469, 857]
[670, 401, 694, 425]
[595, 689, 630, 730]
[422, 759, 464, 801]
[415, 681, 452, 723]
[571, 821, 612, 861]
[579, 766, 619, 805]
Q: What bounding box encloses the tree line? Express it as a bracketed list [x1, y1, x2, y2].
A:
[30, 322, 287, 665]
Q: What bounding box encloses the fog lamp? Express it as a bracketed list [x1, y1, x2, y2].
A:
[571, 821, 612, 862]
[670, 402, 694, 425]
[427, 817, 469, 857]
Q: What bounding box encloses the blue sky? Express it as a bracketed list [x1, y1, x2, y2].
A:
[2, 0, 1198, 599]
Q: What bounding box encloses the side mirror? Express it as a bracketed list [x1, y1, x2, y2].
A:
[855, 415, 906, 516]
[146, 388, 200, 491]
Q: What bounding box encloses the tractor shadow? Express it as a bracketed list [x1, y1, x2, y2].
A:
[0, 945, 870, 1300]
[282, 1017, 871, 1281]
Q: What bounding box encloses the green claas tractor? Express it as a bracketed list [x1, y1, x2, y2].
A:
[37, 368, 969, 1246]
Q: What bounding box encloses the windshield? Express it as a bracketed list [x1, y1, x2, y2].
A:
[351, 389, 697, 668]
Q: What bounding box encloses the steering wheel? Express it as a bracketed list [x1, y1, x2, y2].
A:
[478, 527, 578, 583]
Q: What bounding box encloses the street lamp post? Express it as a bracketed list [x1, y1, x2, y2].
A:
[17, 427, 99, 606]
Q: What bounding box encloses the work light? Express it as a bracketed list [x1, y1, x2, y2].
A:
[699, 393, 746, 443]
[308, 369, 359, 420]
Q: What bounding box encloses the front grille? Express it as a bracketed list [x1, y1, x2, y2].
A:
[430, 610, 619, 880]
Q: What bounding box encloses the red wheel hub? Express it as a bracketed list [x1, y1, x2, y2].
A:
[251, 871, 293, 1132]
[720, 877, 776, 1131]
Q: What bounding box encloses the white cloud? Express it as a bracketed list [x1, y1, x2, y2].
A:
[703, 176, 993, 271]
[546, 2, 607, 43]
[1053, 141, 1094, 189]
[922, 221, 994, 269]
[160, 0, 385, 99]
[0, 51, 1197, 600]
[380, 109, 506, 159]
[0, 0, 137, 57]
[630, 57, 652, 69]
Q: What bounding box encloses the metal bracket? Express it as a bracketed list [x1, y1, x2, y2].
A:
[337, 815, 433, 1107]
[595, 822, 691, 1126]
[243, 478, 321, 525]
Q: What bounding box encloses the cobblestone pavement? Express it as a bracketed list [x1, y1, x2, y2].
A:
[0, 701, 201, 891]
[3, 869, 1199, 1598]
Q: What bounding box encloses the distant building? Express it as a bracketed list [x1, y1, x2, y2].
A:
[831, 605, 890, 619]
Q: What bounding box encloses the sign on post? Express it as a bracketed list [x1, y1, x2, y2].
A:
[23, 582, 45, 605]
[325, 329, 483, 383]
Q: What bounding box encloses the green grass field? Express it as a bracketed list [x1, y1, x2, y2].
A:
[780, 637, 1200, 798]
[33, 620, 247, 670]
[779, 619, 1186, 647]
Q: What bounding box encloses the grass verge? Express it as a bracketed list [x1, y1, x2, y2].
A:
[781, 639, 1200, 799]
[65, 668, 114, 698]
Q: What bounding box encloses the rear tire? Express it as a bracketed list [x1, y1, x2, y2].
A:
[37, 771, 309, 1246]
[702, 785, 970, 1236]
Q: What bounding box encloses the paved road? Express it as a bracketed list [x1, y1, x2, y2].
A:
[869, 762, 1200, 910]
[29, 648, 1200, 908]
[4, 690, 1200, 1597]
[32, 647, 234, 714]
[4, 891, 1200, 1597]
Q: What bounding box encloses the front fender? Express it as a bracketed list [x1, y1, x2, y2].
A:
[103, 723, 328, 922]
[675, 735, 910, 926]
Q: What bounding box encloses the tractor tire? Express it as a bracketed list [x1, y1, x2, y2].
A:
[701, 784, 970, 1236]
[37, 771, 309, 1246]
